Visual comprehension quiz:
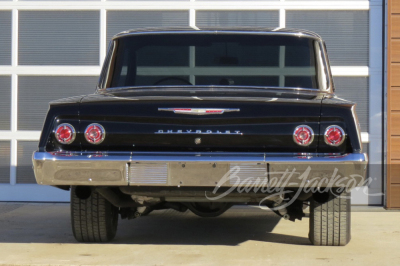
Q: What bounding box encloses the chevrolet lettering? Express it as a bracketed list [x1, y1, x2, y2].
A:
[155, 130, 243, 135]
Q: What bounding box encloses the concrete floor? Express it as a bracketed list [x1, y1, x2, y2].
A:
[0, 203, 398, 266]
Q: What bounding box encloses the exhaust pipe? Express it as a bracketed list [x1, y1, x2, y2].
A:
[74, 186, 92, 200]
[96, 187, 143, 208]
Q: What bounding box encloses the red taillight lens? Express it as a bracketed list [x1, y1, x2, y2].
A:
[85, 123, 105, 144]
[293, 125, 314, 146]
[55, 123, 76, 144]
[324, 126, 345, 146]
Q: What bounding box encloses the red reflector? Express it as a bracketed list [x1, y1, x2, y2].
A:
[174, 109, 191, 112]
[293, 125, 314, 146]
[55, 123, 76, 144]
[85, 123, 105, 144]
[205, 109, 223, 113]
[324, 126, 345, 146]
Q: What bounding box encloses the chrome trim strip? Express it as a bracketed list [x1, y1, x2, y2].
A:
[112, 30, 323, 42]
[98, 41, 116, 91]
[33, 151, 368, 186]
[105, 85, 320, 93]
[323, 47, 334, 94]
[158, 108, 240, 115]
[315, 41, 329, 92]
[33, 151, 368, 162]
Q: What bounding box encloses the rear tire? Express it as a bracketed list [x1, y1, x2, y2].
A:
[309, 191, 351, 246]
[71, 186, 118, 242]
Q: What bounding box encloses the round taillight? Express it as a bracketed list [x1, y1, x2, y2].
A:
[84, 123, 105, 144]
[293, 125, 314, 146]
[55, 123, 76, 144]
[324, 125, 345, 146]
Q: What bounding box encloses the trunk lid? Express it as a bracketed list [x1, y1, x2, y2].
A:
[78, 89, 323, 152]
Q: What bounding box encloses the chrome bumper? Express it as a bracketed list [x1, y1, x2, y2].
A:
[33, 151, 368, 188]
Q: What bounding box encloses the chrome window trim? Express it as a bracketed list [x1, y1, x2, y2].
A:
[315, 41, 333, 93]
[112, 29, 323, 42]
[100, 85, 323, 94]
[98, 29, 331, 93]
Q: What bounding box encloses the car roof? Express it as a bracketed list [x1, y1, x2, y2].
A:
[112, 26, 323, 41]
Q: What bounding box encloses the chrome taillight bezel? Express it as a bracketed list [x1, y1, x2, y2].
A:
[84, 123, 106, 145]
[293, 125, 314, 146]
[324, 125, 346, 146]
[55, 123, 76, 144]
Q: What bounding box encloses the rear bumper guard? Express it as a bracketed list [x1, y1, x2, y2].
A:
[33, 151, 368, 187]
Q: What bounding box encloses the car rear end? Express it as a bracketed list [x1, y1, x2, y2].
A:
[32, 28, 367, 245]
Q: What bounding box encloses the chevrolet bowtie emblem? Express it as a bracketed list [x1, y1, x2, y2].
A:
[158, 108, 240, 115]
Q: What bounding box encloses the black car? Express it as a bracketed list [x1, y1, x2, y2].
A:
[33, 27, 367, 246]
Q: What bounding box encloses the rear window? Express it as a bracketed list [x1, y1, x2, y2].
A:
[108, 34, 318, 89]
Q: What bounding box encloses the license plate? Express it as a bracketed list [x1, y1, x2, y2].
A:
[169, 162, 230, 186]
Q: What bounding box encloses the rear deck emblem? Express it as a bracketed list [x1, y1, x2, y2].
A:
[158, 108, 240, 115]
